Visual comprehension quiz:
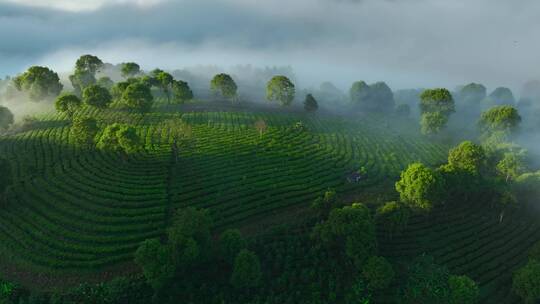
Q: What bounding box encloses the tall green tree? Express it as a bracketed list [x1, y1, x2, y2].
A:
[134, 238, 175, 291]
[513, 260, 540, 304]
[421, 112, 448, 135]
[486, 87, 515, 106]
[121, 82, 154, 113]
[0, 106, 14, 130]
[82, 85, 112, 108]
[210, 73, 237, 101]
[97, 123, 140, 156]
[448, 275, 479, 304]
[13, 66, 63, 101]
[266, 75, 295, 106]
[120, 62, 141, 79]
[155, 71, 174, 103]
[375, 201, 410, 238]
[458, 83, 486, 107]
[70, 55, 104, 95]
[395, 163, 445, 211]
[70, 116, 99, 149]
[55, 94, 82, 119]
[96, 76, 114, 90]
[219, 229, 247, 265]
[362, 256, 394, 290]
[230, 249, 262, 290]
[350, 81, 371, 109]
[312, 203, 376, 266]
[304, 93, 318, 112]
[420, 88, 455, 116]
[402, 255, 450, 304]
[171, 80, 193, 103]
[479, 105, 521, 134]
[447, 141, 486, 176]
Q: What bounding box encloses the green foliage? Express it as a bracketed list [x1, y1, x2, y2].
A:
[402, 255, 450, 304]
[420, 112, 448, 135]
[75, 54, 104, 75]
[396, 103, 411, 117]
[487, 87, 515, 106]
[0, 106, 14, 130]
[447, 141, 486, 175]
[97, 123, 140, 155]
[120, 62, 141, 78]
[134, 238, 175, 291]
[171, 80, 193, 103]
[155, 71, 174, 102]
[375, 201, 410, 237]
[266, 75, 295, 106]
[350, 81, 371, 108]
[528, 241, 540, 262]
[0, 158, 13, 195]
[304, 93, 318, 112]
[396, 163, 445, 211]
[420, 88, 455, 116]
[458, 83, 486, 106]
[167, 207, 213, 267]
[312, 203, 376, 266]
[448, 275, 479, 304]
[97, 76, 114, 90]
[13, 66, 63, 101]
[121, 82, 154, 112]
[211, 73, 237, 100]
[350, 81, 395, 112]
[55, 94, 82, 118]
[69, 70, 96, 95]
[513, 260, 540, 304]
[230, 249, 262, 290]
[344, 278, 371, 304]
[82, 84, 112, 108]
[219, 229, 247, 265]
[110, 81, 131, 101]
[496, 152, 526, 182]
[362, 256, 394, 290]
[479, 105, 521, 134]
[515, 171, 540, 205]
[311, 189, 337, 218]
[70, 116, 98, 148]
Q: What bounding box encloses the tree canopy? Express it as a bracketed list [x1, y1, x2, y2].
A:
[304, 93, 318, 112]
[458, 83, 486, 106]
[219, 229, 246, 265]
[97, 123, 140, 155]
[421, 112, 448, 135]
[479, 105, 521, 134]
[362, 256, 394, 290]
[120, 62, 141, 79]
[55, 94, 82, 118]
[487, 87, 515, 106]
[121, 82, 154, 113]
[0, 106, 14, 130]
[230, 249, 262, 290]
[82, 85, 112, 108]
[171, 80, 193, 103]
[420, 88, 455, 116]
[447, 141, 486, 176]
[13, 66, 63, 101]
[375, 201, 410, 237]
[70, 55, 104, 95]
[513, 260, 540, 304]
[350, 81, 395, 112]
[70, 116, 99, 149]
[396, 163, 445, 211]
[266, 75, 296, 106]
[211, 73, 237, 100]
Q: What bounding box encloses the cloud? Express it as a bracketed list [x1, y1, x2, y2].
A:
[1, 0, 539, 93]
[0, 0, 164, 12]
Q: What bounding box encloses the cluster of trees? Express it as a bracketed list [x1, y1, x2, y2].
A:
[349, 81, 395, 113]
[134, 207, 262, 302]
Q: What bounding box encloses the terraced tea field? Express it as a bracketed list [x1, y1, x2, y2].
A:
[0, 103, 448, 288]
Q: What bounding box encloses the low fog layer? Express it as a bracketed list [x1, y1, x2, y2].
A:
[1, 0, 539, 91]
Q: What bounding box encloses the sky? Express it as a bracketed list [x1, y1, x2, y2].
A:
[0, 0, 539, 92]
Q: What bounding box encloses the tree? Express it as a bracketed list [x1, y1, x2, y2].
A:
[120, 62, 140, 79]
[219, 229, 246, 265]
[155, 71, 174, 103]
[513, 260, 540, 304]
[486, 87, 515, 106]
[70, 55, 104, 95]
[70, 116, 98, 149]
[230, 249, 262, 290]
[171, 80, 193, 103]
[82, 85, 112, 108]
[134, 238, 175, 291]
[479, 105, 521, 134]
[458, 83, 486, 107]
[396, 104, 411, 117]
[350, 81, 371, 109]
[167, 207, 213, 268]
[448, 275, 479, 304]
[0, 106, 14, 130]
[266, 75, 295, 106]
[254, 119, 267, 139]
[122, 82, 154, 113]
[0, 158, 12, 200]
[375, 201, 410, 238]
[402, 255, 450, 304]
[111, 81, 131, 101]
[96, 77, 114, 90]
[421, 112, 448, 135]
[13, 66, 63, 101]
[362, 256, 394, 290]
[528, 241, 540, 262]
[304, 93, 318, 112]
[447, 141, 486, 176]
[55, 94, 82, 118]
[311, 189, 337, 219]
[497, 152, 526, 182]
[210, 73, 237, 101]
[312, 203, 376, 266]
[395, 163, 445, 211]
[420, 88, 455, 116]
[97, 123, 140, 156]
[369, 81, 395, 112]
